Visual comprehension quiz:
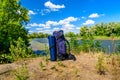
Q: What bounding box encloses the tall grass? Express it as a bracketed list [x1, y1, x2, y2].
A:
[69, 36, 101, 54]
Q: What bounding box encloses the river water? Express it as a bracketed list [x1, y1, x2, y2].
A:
[30, 38, 120, 54]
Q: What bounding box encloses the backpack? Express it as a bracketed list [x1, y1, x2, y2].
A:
[48, 30, 76, 61]
[53, 30, 70, 60]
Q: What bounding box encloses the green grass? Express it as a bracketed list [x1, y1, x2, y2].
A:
[94, 36, 120, 40]
[67, 36, 120, 40]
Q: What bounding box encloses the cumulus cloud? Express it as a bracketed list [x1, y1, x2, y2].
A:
[27, 16, 79, 33]
[40, 9, 51, 15]
[83, 20, 95, 25]
[28, 10, 36, 15]
[36, 28, 43, 31]
[44, 1, 65, 11]
[89, 13, 99, 18]
[41, 1, 65, 15]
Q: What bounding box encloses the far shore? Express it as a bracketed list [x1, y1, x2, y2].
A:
[66, 36, 120, 40]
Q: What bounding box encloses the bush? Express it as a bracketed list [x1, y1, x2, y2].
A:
[9, 37, 33, 62]
[96, 55, 106, 75]
[69, 37, 80, 53]
[0, 54, 13, 63]
[14, 65, 29, 80]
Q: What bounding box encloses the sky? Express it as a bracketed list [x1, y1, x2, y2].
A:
[20, 0, 120, 34]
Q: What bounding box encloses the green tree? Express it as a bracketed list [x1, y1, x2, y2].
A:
[0, 0, 29, 53]
[65, 32, 76, 37]
[79, 26, 89, 36]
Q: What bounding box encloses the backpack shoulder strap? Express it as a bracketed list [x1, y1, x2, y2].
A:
[65, 39, 70, 54]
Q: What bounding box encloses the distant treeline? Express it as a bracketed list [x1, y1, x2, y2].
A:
[28, 22, 120, 39]
[79, 22, 120, 37]
[28, 33, 49, 39]
[65, 22, 120, 38]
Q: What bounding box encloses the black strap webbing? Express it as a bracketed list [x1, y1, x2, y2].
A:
[65, 39, 70, 54]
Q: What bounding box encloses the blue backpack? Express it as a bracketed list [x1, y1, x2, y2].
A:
[48, 30, 76, 61]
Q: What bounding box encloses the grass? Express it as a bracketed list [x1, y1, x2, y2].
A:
[67, 36, 120, 40]
[94, 36, 120, 40]
[14, 65, 29, 80]
[39, 61, 46, 71]
[96, 54, 106, 75]
[2, 52, 120, 80]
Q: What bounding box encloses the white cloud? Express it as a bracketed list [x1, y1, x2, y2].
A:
[59, 17, 78, 24]
[53, 27, 60, 31]
[81, 16, 86, 19]
[40, 9, 50, 15]
[41, 1, 65, 15]
[28, 10, 36, 15]
[28, 30, 34, 33]
[76, 27, 80, 30]
[36, 28, 43, 30]
[28, 23, 39, 27]
[44, 1, 65, 11]
[45, 21, 58, 28]
[27, 16, 79, 33]
[83, 20, 95, 25]
[25, 26, 31, 29]
[28, 23, 45, 27]
[89, 13, 99, 18]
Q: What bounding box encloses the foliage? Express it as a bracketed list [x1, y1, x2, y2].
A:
[69, 33, 101, 53]
[79, 22, 120, 37]
[0, 53, 13, 63]
[45, 54, 50, 65]
[39, 61, 46, 71]
[0, 0, 29, 53]
[14, 65, 29, 80]
[57, 61, 66, 67]
[96, 54, 106, 75]
[115, 41, 120, 53]
[9, 37, 33, 62]
[65, 32, 76, 37]
[69, 37, 80, 53]
[28, 32, 49, 39]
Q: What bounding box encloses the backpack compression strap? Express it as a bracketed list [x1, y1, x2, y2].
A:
[65, 39, 70, 54]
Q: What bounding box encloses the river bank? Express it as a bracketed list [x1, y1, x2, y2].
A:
[0, 53, 120, 80]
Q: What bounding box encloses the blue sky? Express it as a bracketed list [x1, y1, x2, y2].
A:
[20, 0, 120, 34]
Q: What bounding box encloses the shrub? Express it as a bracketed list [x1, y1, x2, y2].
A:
[14, 65, 29, 80]
[69, 37, 80, 53]
[39, 61, 46, 71]
[0, 54, 13, 63]
[9, 37, 33, 61]
[96, 55, 106, 75]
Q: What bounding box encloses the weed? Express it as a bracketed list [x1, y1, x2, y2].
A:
[50, 65, 58, 71]
[39, 61, 46, 71]
[45, 55, 50, 65]
[96, 55, 106, 75]
[74, 69, 80, 77]
[57, 61, 66, 67]
[14, 65, 29, 80]
[117, 56, 120, 67]
[111, 54, 118, 66]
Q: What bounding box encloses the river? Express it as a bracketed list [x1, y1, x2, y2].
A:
[29, 38, 120, 54]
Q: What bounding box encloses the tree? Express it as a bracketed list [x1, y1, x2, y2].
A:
[0, 0, 29, 53]
[79, 26, 89, 36]
[65, 32, 76, 37]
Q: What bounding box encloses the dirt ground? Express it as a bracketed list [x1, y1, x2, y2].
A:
[0, 53, 120, 80]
